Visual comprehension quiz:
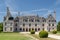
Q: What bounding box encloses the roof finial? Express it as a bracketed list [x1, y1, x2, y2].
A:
[54, 8, 56, 19]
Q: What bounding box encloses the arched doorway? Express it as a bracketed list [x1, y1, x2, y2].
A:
[26, 28, 28, 32]
[35, 28, 37, 31]
[32, 28, 34, 30]
[38, 28, 40, 31]
[23, 28, 25, 32]
[20, 28, 22, 32]
[29, 28, 31, 31]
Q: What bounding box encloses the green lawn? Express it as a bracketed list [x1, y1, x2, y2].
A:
[30, 34, 56, 40]
[0, 33, 33, 40]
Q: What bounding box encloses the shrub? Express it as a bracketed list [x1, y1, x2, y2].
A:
[39, 30, 48, 38]
[30, 30, 35, 34]
[52, 30, 57, 34]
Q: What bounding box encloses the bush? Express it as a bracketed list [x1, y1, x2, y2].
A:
[39, 30, 48, 38]
[30, 30, 35, 34]
[52, 30, 57, 34]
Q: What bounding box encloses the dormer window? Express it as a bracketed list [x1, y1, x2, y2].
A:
[8, 17, 14, 20]
[29, 19, 34, 22]
[23, 19, 28, 22]
[35, 19, 40, 22]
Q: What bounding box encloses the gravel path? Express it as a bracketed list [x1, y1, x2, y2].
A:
[20, 32, 60, 40]
[20, 32, 39, 40]
[48, 34, 60, 40]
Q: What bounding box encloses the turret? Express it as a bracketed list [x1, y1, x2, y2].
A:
[53, 9, 56, 19]
[6, 7, 12, 17]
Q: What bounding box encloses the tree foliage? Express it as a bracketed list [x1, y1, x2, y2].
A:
[0, 22, 3, 32]
[57, 21, 60, 31]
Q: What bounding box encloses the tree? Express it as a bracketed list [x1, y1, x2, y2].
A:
[57, 21, 60, 31]
[0, 22, 3, 32]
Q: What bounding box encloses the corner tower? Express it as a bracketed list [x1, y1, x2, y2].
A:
[6, 7, 12, 17]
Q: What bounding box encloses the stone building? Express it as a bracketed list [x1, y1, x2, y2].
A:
[3, 7, 57, 32]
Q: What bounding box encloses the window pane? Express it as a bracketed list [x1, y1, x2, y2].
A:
[29, 24, 31, 27]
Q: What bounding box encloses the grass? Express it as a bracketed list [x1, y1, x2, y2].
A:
[30, 34, 56, 40]
[53, 31, 60, 36]
[0, 33, 33, 40]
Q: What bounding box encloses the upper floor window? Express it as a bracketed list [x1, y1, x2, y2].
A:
[29, 23, 31, 27]
[23, 19, 28, 22]
[52, 20, 56, 22]
[43, 20, 46, 22]
[29, 19, 34, 22]
[10, 27, 12, 31]
[35, 19, 40, 22]
[55, 20, 56, 22]
[23, 23, 25, 26]
[49, 20, 51, 22]
[15, 23, 17, 26]
[42, 24, 44, 26]
[52, 24, 54, 26]
[35, 24, 37, 26]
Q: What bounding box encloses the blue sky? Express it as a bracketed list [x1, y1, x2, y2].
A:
[0, 0, 60, 22]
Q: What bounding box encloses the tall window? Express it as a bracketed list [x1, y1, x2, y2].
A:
[10, 27, 12, 31]
[29, 23, 31, 27]
[42, 24, 44, 26]
[23, 23, 25, 26]
[29, 19, 34, 22]
[52, 24, 54, 26]
[15, 23, 17, 26]
[49, 20, 50, 22]
[38, 28, 40, 31]
[35, 24, 37, 26]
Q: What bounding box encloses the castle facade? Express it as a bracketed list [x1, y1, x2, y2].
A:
[3, 7, 57, 32]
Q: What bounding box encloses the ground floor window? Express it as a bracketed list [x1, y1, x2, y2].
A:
[10, 27, 12, 31]
[32, 28, 34, 30]
[29, 28, 31, 31]
[26, 28, 28, 32]
[20, 28, 22, 31]
[23, 28, 25, 31]
[38, 28, 40, 31]
[15, 28, 17, 31]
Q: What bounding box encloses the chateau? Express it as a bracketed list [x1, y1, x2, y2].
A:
[3, 7, 57, 32]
